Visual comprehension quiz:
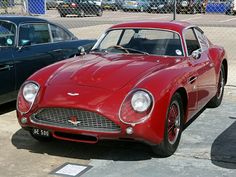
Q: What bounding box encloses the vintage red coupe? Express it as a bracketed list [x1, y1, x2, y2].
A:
[16, 21, 228, 156]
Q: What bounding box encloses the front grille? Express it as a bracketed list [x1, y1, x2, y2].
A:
[31, 108, 121, 133]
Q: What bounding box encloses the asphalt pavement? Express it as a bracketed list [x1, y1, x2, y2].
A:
[0, 86, 235, 177]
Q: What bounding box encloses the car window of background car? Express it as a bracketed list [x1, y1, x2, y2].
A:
[99, 30, 123, 49]
[194, 28, 209, 52]
[184, 28, 201, 56]
[50, 24, 71, 42]
[0, 21, 16, 47]
[19, 24, 50, 46]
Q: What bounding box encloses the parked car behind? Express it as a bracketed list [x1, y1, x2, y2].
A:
[148, 0, 174, 13]
[176, 0, 205, 14]
[46, 0, 63, 9]
[225, 0, 236, 15]
[102, 0, 124, 11]
[57, 0, 103, 17]
[0, 16, 95, 105]
[122, 0, 149, 12]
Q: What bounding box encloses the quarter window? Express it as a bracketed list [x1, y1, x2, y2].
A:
[19, 23, 50, 46]
[194, 29, 209, 51]
[50, 24, 71, 42]
[184, 28, 201, 56]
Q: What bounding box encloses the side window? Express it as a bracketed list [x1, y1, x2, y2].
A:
[19, 23, 50, 46]
[50, 24, 72, 42]
[194, 28, 209, 51]
[184, 28, 201, 56]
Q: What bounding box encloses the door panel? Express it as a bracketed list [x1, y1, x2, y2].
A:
[0, 47, 15, 104]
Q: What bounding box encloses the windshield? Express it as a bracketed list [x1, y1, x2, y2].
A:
[0, 21, 16, 47]
[92, 28, 184, 57]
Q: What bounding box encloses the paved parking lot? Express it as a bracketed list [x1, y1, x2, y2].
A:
[0, 87, 235, 177]
[1, 10, 236, 177]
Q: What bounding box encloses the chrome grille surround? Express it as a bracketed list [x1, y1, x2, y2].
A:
[30, 108, 121, 133]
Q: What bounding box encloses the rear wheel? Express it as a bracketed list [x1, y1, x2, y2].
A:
[60, 13, 66, 17]
[79, 10, 85, 17]
[207, 65, 225, 108]
[97, 9, 103, 16]
[152, 93, 184, 157]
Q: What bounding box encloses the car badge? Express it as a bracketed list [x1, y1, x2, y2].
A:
[68, 116, 81, 126]
[67, 92, 79, 96]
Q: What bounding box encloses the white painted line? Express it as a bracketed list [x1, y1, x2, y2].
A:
[219, 18, 236, 23]
[182, 16, 202, 21]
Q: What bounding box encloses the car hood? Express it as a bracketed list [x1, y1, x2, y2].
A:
[47, 53, 179, 92]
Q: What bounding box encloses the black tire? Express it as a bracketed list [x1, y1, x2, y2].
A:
[152, 93, 184, 157]
[97, 9, 103, 16]
[60, 13, 66, 17]
[30, 130, 52, 142]
[207, 65, 225, 108]
[80, 10, 85, 17]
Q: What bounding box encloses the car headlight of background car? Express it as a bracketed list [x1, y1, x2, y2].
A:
[119, 89, 154, 125]
[17, 81, 40, 114]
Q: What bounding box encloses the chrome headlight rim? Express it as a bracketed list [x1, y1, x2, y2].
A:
[17, 81, 40, 114]
[131, 90, 152, 113]
[22, 82, 40, 103]
[119, 88, 155, 125]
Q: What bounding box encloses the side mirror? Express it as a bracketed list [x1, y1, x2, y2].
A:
[191, 49, 201, 60]
[20, 39, 31, 47]
[78, 46, 86, 56]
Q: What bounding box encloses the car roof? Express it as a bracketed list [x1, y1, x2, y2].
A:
[0, 16, 49, 25]
[110, 21, 193, 34]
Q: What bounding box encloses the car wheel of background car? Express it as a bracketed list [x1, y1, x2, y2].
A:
[80, 10, 85, 17]
[152, 93, 184, 157]
[140, 6, 144, 12]
[30, 130, 53, 142]
[97, 9, 103, 16]
[207, 65, 225, 108]
[60, 13, 66, 17]
[113, 6, 118, 11]
[191, 8, 197, 14]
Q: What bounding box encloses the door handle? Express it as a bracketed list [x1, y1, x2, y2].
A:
[188, 76, 197, 84]
[0, 65, 13, 71]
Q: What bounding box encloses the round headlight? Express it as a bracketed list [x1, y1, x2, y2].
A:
[131, 91, 152, 112]
[23, 82, 39, 103]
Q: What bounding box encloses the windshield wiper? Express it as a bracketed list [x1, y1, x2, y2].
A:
[125, 48, 149, 55]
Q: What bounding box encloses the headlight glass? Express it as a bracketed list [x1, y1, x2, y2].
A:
[131, 91, 151, 112]
[23, 83, 39, 103]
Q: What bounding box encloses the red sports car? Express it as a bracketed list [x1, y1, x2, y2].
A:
[16, 21, 228, 156]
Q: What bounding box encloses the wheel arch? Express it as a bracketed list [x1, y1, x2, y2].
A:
[174, 87, 188, 123]
[222, 59, 228, 85]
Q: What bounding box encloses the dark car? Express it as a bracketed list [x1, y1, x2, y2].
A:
[46, 0, 63, 9]
[57, 0, 103, 17]
[226, 0, 236, 15]
[148, 0, 174, 13]
[176, 0, 205, 14]
[102, 0, 124, 11]
[0, 16, 95, 105]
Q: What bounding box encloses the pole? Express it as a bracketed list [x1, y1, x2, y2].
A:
[173, 0, 177, 21]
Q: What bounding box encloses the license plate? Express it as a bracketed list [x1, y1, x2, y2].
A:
[104, 5, 110, 8]
[32, 128, 50, 137]
[62, 4, 69, 7]
[151, 7, 158, 10]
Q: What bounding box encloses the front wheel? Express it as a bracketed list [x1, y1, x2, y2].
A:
[207, 65, 225, 108]
[152, 93, 184, 157]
